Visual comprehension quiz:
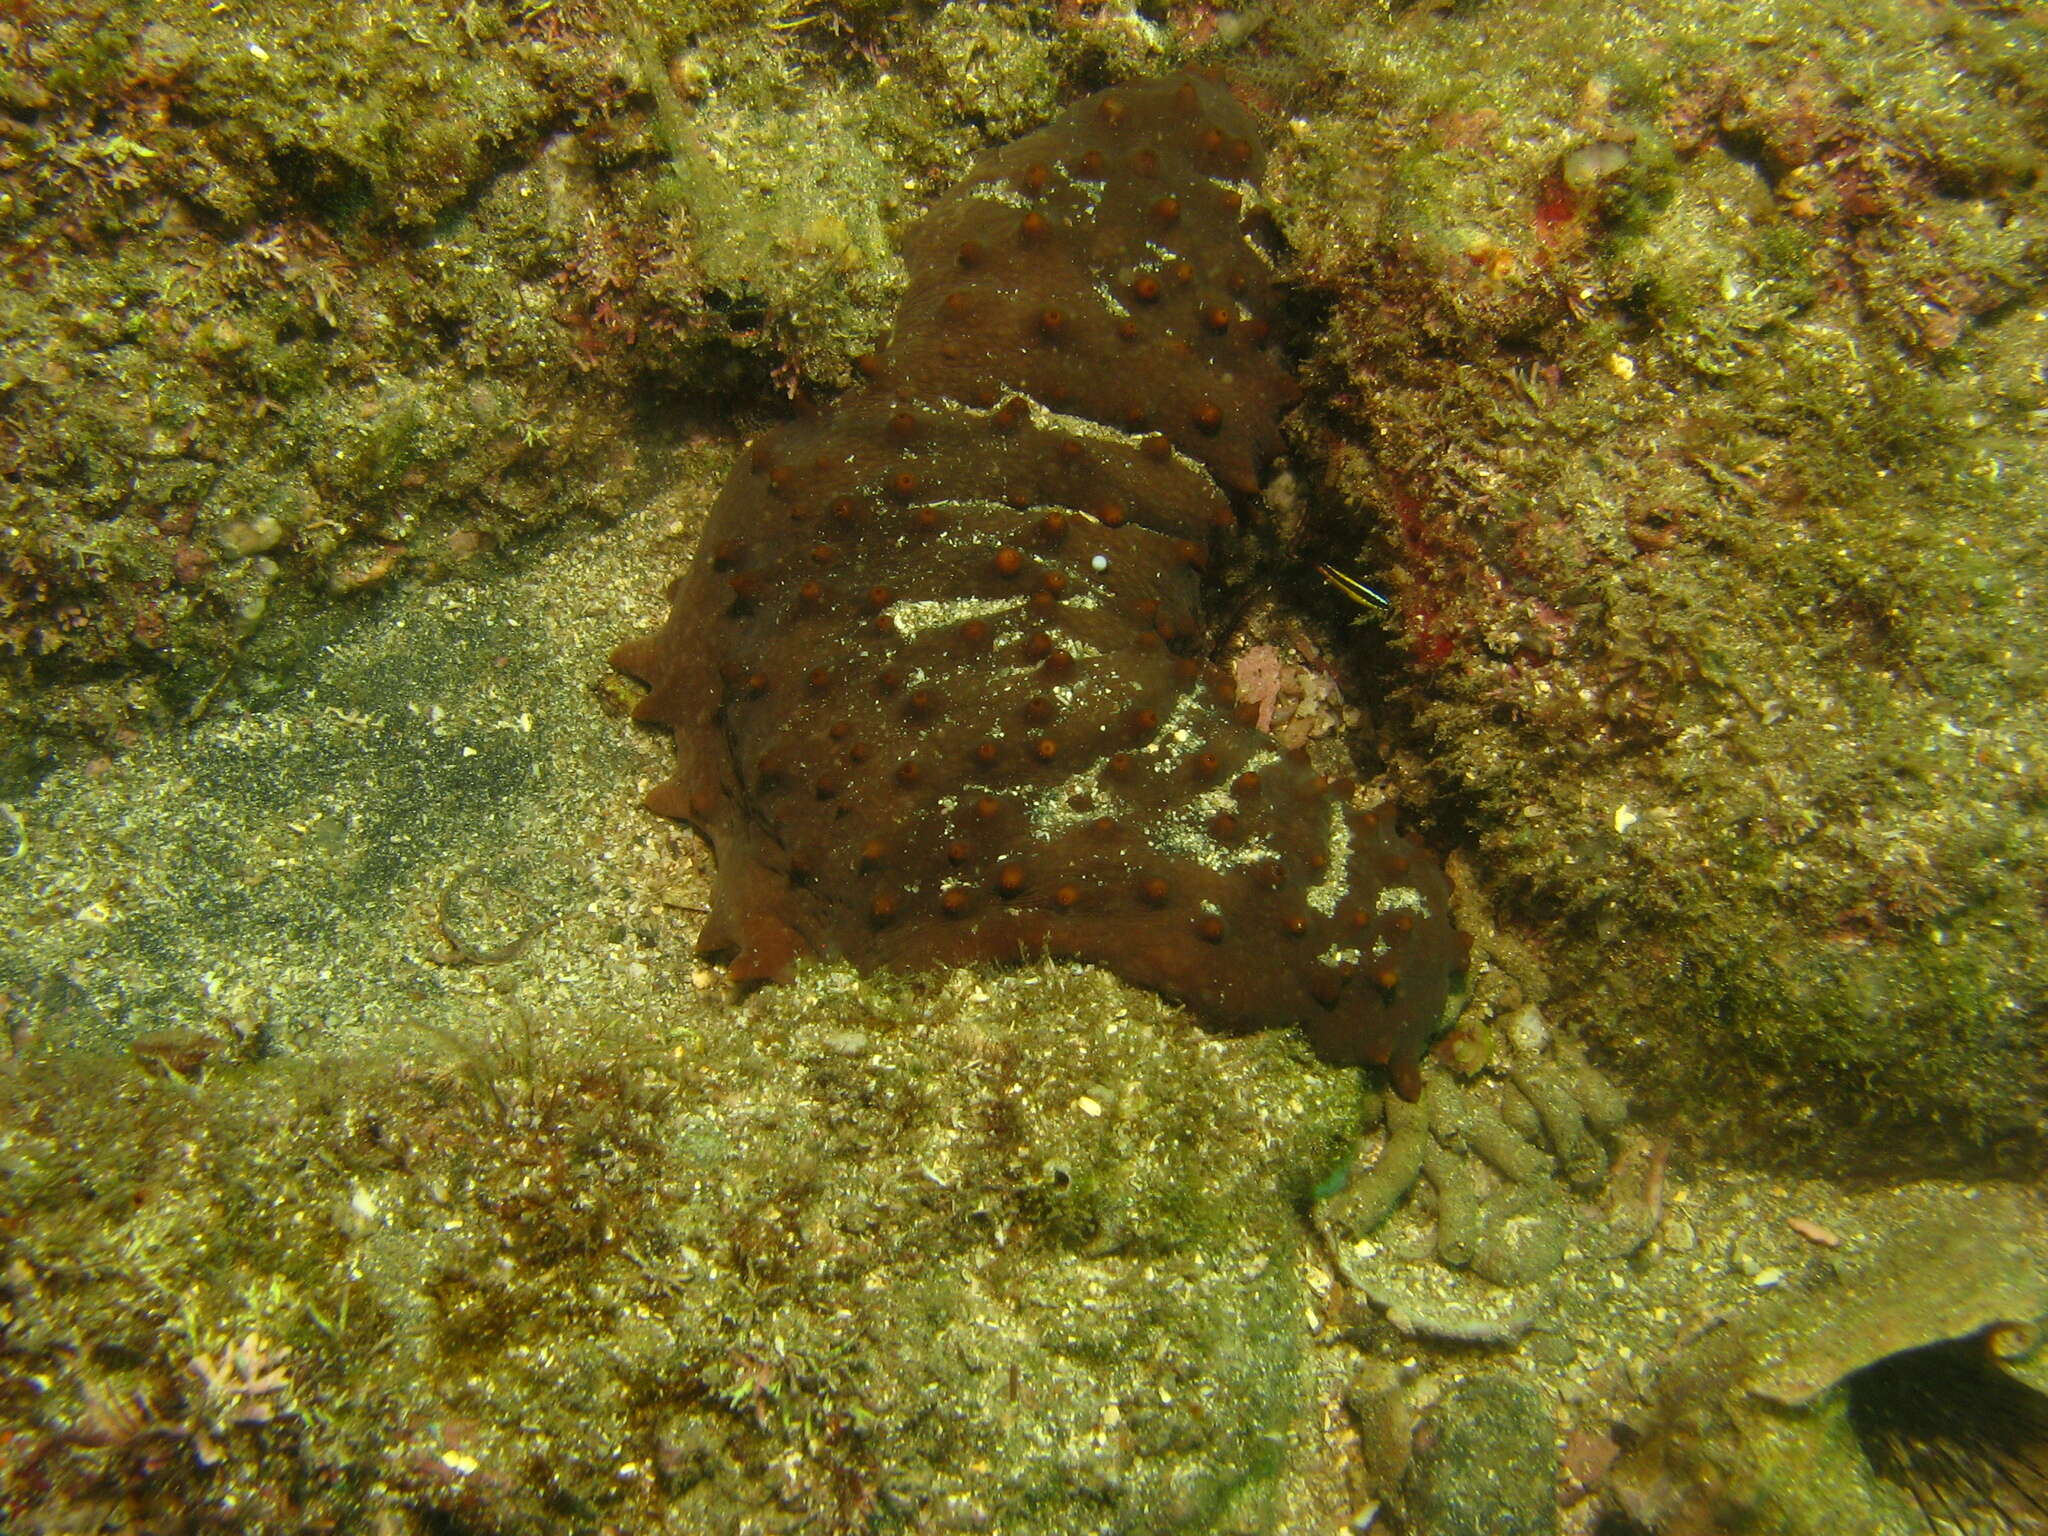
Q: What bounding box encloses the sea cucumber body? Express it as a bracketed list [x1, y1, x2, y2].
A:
[617, 74, 1459, 1096]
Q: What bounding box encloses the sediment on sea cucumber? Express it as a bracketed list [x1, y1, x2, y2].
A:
[615, 72, 1463, 1097]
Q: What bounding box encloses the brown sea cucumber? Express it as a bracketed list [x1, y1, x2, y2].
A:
[616, 73, 1461, 1096]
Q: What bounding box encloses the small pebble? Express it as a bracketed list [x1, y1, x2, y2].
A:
[1506, 1004, 1549, 1059]
[1561, 139, 1631, 190]
[217, 513, 285, 557]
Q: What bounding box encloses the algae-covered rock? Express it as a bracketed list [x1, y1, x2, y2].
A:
[1605, 1188, 2048, 1535]
[0, 963, 1361, 1533]
[0, 0, 1069, 779]
[1270, 0, 2048, 1170]
[1405, 1373, 1559, 1536]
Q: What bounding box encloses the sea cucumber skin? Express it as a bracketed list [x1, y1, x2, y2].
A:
[617, 74, 1459, 1097]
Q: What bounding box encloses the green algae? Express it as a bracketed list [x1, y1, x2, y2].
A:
[1275, 0, 2048, 1171]
[1, 938, 1361, 1535]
